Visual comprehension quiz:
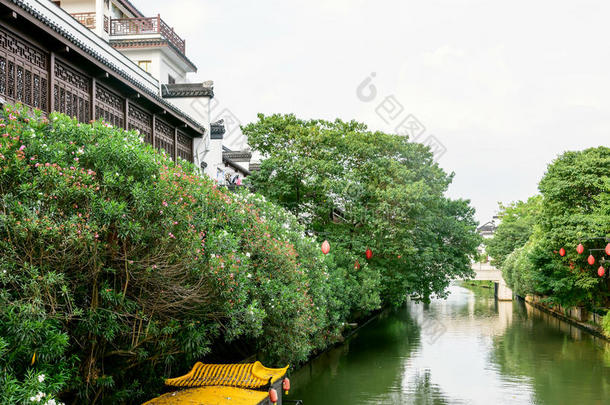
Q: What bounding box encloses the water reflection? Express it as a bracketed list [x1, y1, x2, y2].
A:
[291, 283, 610, 404]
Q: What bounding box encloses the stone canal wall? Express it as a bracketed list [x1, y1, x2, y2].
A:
[523, 295, 608, 340]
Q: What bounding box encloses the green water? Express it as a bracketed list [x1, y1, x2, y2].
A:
[290, 284, 610, 404]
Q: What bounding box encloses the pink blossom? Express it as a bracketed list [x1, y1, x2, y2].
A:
[18, 145, 25, 151]
[168, 232, 175, 239]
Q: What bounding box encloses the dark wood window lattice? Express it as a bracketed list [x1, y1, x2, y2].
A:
[127, 104, 153, 144]
[154, 118, 174, 157]
[95, 83, 124, 127]
[0, 27, 48, 111]
[54, 60, 90, 122]
[0, 27, 195, 165]
[177, 129, 193, 162]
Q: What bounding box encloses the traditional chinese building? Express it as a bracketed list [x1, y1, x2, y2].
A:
[0, 0, 224, 177]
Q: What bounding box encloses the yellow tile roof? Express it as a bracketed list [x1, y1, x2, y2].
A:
[164, 361, 289, 389]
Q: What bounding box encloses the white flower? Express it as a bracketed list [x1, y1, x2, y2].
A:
[247, 273, 252, 278]
[245, 252, 251, 258]
[47, 400, 56, 405]
[38, 374, 45, 383]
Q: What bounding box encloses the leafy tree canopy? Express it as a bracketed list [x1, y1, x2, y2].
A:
[486, 195, 542, 266]
[243, 113, 481, 304]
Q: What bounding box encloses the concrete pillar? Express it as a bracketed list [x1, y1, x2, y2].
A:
[495, 279, 513, 301]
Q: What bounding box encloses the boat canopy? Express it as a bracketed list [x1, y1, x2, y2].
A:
[165, 361, 289, 389]
[143, 361, 289, 405]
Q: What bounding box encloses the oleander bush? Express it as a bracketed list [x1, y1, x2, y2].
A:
[0, 105, 351, 404]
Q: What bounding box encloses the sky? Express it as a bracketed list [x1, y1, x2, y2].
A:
[142, 0, 609, 223]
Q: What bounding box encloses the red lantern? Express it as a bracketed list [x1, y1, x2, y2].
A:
[283, 378, 291, 395]
[588, 255, 595, 265]
[354, 260, 360, 270]
[576, 244, 584, 254]
[598, 266, 606, 277]
[321, 240, 330, 255]
[269, 388, 278, 404]
[606, 243, 610, 256]
[559, 248, 566, 257]
[365, 248, 373, 260]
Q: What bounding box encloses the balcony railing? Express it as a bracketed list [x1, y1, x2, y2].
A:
[71, 12, 96, 29]
[109, 15, 186, 54]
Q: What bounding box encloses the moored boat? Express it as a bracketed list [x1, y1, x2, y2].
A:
[143, 361, 292, 405]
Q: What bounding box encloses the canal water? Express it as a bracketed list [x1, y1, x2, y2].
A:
[290, 283, 610, 404]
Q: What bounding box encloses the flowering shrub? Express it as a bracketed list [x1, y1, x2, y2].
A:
[0, 105, 348, 403]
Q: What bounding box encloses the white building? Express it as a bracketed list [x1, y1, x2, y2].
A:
[50, 0, 223, 177]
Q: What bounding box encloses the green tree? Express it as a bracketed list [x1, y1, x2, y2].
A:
[486, 196, 542, 266]
[243, 113, 480, 306]
[534, 146, 610, 306]
[500, 147, 610, 307]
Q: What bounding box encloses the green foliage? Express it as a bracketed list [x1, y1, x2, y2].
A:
[243, 113, 481, 305]
[532, 147, 610, 307]
[486, 196, 541, 266]
[495, 147, 610, 308]
[602, 311, 610, 338]
[0, 105, 345, 403]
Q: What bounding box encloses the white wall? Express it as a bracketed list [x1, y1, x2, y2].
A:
[117, 48, 161, 81]
[56, 0, 95, 14]
[117, 48, 189, 85]
[169, 96, 221, 178]
[160, 57, 187, 84]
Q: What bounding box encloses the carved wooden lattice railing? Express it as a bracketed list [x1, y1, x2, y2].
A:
[71, 12, 96, 29]
[110, 16, 185, 54]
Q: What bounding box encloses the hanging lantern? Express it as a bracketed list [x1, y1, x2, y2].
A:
[268, 388, 278, 404]
[283, 378, 291, 395]
[588, 255, 595, 265]
[606, 243, 610, 256]
[366, 248, 373, 260]
[598, 266, 606, 277]
[321, 240, 330, 255]
[354, 260, 360, 270]
[577, 244, 584, 254]
[559, 247, 566, 257]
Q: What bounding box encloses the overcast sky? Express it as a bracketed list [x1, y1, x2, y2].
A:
[143, 0, 609, 223]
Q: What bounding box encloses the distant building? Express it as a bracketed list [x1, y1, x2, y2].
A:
[0, 0, 226, 177]
[476, 216, 498, 262]
[477, 218, 498, 239]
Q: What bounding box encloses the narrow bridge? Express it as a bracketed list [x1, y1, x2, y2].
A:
[469, 262, 513, 301]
